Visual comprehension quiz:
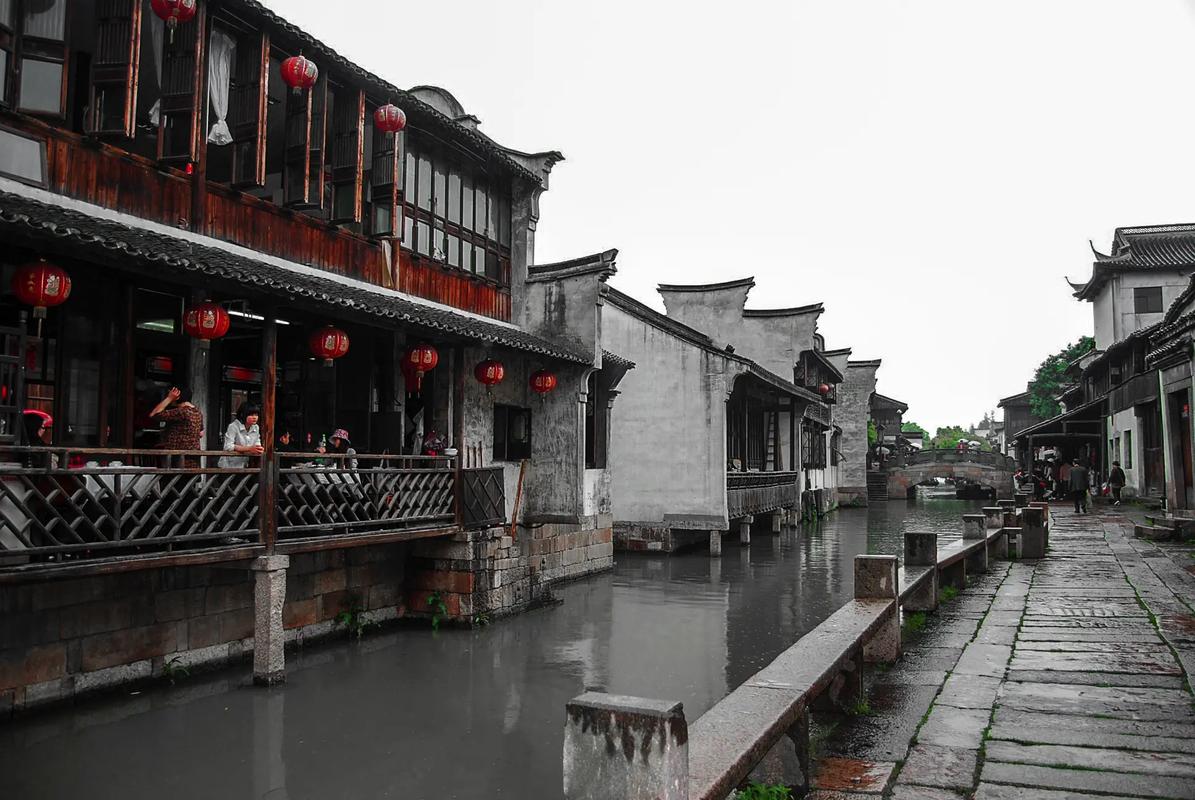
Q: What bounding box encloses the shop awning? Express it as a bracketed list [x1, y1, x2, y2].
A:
[0, 183, 591, 364]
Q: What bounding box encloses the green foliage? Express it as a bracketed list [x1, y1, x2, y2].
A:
[901, 421, 929, 441]
[903, 611, 927, 635]
[867, 419, 878, 447]
[734, 782, 793, 800]
[472, 613, 491, 627]
[163, 656, 191, 685]
[334, 599, 375, 640]
[848, 698, 873, 717]
[940, 585, 959, 603]
[427, 590, 449, 632]
[930, 425, 990, 451]
[1028, 335, 1096, 419]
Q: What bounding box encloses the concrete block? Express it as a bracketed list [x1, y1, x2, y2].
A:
[962, 514, 985, 540]
[855, 555, 898, 599]
[563, 692, 688, 800]
[905, 532, 937, 567]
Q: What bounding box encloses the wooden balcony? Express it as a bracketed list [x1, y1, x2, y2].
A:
[726, 471, 800, 519]
[0, 447, 505, 579]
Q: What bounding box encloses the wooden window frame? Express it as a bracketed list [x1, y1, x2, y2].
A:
[493, 403, 531, 462]
[3, 0, 71, 118]
[88, 0, 143, 137]
[365, 99, 401, 238]
[328, 84, 363, 224]
[223, 24, 269, 188]
[156, 4, 206, 164]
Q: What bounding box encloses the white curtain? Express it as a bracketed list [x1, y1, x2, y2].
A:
[206, 29, 235, 145]
[148, 14, 164, 126]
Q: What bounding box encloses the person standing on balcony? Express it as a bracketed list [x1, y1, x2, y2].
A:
[219, 403, 263, 468]
[149, 387, 204, 467]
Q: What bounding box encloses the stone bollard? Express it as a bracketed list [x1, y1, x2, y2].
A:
[563, 692, 689, 800]
[998, 499, 1016, 513]
[1003, 527, 1021, 559]
[963, 514, 989, 574]
[709, 529, 722, 557]
[990, 526, 1009, 560]
[982, 507, 1003, 530]
[1014, 492, 1030, 509]
[739, 515, 753, 545]
[251, 555, 289, 686]
[1002, 510, 1017, 529]
[1020, 507, 1046, 559]
[856, 555, 900, 663]
[904, 532, 938, 611]
[771, 511, 783, 534]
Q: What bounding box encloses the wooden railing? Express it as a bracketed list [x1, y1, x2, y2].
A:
[277, 453, 455, 541]
[0, 447, 259, 565]
[563, 507, 1046, 799]
[726, 470, 800, 518]
[0, 448, 507, 570]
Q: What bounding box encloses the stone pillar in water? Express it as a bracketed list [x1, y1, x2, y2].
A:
[252, 555, 289, 685]
[771, 511, 783, 534]
[709, 529, 722, 556]
[739, 516, 753, 545]
[563, 692, 689, 800]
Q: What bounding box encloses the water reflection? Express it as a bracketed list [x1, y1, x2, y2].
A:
[0, 500, 978, 800]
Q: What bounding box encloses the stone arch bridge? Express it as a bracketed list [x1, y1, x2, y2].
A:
[885, 449, 1016, 500]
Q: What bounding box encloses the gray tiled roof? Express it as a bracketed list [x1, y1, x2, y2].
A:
[1072, 224, 1195, 300]
[0, 189, 591, 363]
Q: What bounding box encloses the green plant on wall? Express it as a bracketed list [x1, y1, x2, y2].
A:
[334, 598, 375, 640]
[428, 590, 449, 632]
[734, 782, 793, 800]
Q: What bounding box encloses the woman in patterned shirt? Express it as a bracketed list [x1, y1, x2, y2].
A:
[149, 386, 204, 466]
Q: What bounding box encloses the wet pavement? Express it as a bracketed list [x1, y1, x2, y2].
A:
[811, 506, 1195, 800]
[0, 500, 979, 800]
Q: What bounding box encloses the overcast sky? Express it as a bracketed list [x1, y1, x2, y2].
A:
[266, 0, 1195, 432]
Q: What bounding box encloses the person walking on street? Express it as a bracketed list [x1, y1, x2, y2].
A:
[1069, 458, 1091, 513]
[1108, 460, 1126, 506]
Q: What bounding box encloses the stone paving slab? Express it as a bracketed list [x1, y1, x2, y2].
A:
[915, 705, 990, 749]
[895, 744, 978, 791]
[1005, 669, 1187, 689]
[810, 756, 894, 794]
[984, 740, 1195, 778]
[976, 784, 1144, 800]
[998, 680, 1195, 721]
[979, 761, 1195, 799]
[989, 708, 1195, 753]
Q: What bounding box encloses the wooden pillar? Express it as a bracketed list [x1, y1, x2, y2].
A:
[258, 314, 278, 553]
[452, 344, 465, 526]
[120, 284, 135, 448]
[189, 4, 209, 235]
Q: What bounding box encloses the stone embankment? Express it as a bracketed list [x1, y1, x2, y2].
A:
[812, 507, 1195, 799]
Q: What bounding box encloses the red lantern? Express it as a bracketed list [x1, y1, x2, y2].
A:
[309, 325, 349, 366]
[280, 54, 318, 94]
[150, 0, 196, 41]
[818, 383, 831, 396]
[530, 369, 557, 396]
[12, 260, 71, 320]
[402, 345, 439, 393]
[182, 301, 230, 345]
[474, 359, 505, 390]
[373, 103, 407, 134]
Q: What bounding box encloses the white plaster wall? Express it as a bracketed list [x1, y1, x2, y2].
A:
[583, 468, 611, 517]
[1107, 408, 1142, 496]
[835, 363, 880, 492]
[1094, 271, 1192, 350]
[603, 304, 738, 528]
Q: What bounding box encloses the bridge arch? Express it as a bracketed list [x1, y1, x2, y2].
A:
[885, 449, 1016, 500]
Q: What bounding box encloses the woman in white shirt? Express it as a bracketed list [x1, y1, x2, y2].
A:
[219, 403, 263, 468]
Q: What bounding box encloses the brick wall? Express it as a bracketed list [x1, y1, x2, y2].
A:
[283, 545, 408, 644]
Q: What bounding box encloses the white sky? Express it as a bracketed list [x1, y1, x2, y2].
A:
[266, 0, 1195, 432]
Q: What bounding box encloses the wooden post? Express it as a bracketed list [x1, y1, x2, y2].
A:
[452, 344, 465, 527]
[259, 314, 278, 552]
[120, 284, 135, 448]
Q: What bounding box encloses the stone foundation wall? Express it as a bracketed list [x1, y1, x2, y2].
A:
[283, 545, 408, 644]
[614, 524, 712, 553]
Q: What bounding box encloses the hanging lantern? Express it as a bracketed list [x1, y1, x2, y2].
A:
[818, 383, 831, 396]
[280, 54, 319, 95]
[402, 344, 439, 393]
[309, 325, 350, 366]
[12, 259, 71, 320]
[530, 369, 558, 397]
[373, 103, 407, 134]
[474, 359, 505, 391]
[150, 0, 197, 42]
[182, 301, 230, 346]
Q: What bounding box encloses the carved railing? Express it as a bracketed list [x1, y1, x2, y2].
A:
[727, 470, 800, 518]
[905, 449, 1015, 469]
[276, 453, 455, 541]
[0, 448, 258, 565]
[461, 466, 506, 529]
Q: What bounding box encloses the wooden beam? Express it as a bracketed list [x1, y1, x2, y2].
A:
[259, 313, 278, 552]
[0, 545, 265, 585]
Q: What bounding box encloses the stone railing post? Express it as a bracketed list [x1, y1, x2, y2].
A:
[856, 555, 900, 663]
[963, 514, 988, 573]
[904, 532, 938, 611]
[563, 693, 689, 800]
[1020, 507, 1046, 558]
[982, 507, 1003, 530]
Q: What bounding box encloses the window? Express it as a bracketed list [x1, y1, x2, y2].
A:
[585, 372, 611, 469]
[402, 131, 512, 283]
[1123, 429, 1132, 469]
[830, 431, 841, 466]
[1134, 286, 1164, 315]
[0, 0, 68, 115]
[493, 404, 530, 461]
[0, 125, 45, 185]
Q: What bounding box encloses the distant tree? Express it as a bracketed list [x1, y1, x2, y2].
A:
[931, 426, 993, 452]
[1028, 336, 1096, 419]
[901, 421, 929, 440]
[867, 419, 878, 446]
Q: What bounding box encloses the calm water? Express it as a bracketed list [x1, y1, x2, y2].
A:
[0, 500, 976, 800]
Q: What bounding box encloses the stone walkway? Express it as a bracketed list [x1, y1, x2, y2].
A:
[809, 507, 1195, 799]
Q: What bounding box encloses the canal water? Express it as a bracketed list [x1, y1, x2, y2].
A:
[0, 500, 978, 800]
